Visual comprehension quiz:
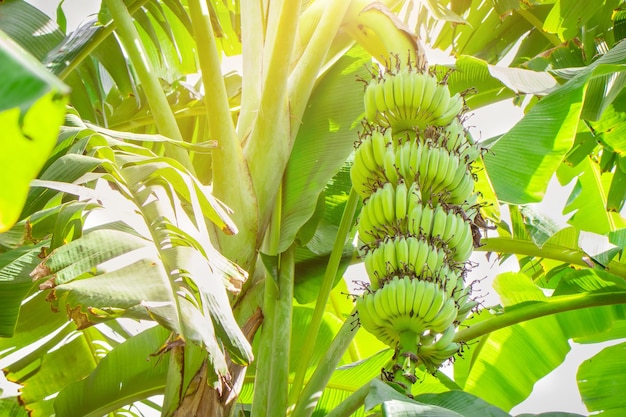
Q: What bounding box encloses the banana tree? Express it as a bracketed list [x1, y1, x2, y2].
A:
[2, 0, 626, 416]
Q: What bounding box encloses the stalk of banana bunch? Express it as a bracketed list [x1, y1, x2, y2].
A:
[350, 60, 482, 395]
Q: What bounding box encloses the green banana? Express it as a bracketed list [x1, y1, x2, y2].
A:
[350, 45, 484, 386]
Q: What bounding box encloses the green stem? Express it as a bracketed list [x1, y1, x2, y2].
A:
[104, 0, 192, 171]
[454, 292, 626, 343]
[324, 382, 370, 417]
[516, 8, 562, 47]
[243, 0, 301, 235]
[476, 237, 626, 279]
[287, 0, 352, 130]
[288, 188, 359, 404]
[250, 191, 283, 417]
[394, 331, 418, 396]
[267, 244, 295, 417]
[292, 308, 360, 417]
[330, 290, 361, 362]
[57, 0, 150, 80]
[249, 275, 276, 417]
[237, 0, 265, 139]
[188, 0, 258, 270]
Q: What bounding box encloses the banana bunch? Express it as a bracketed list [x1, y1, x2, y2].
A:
[357, 180, 422, 244]
[351, 130, 475, 203]
[356, 277, 459, 345]
[405, 203, 474, 262]
[351, 58, 482, 389]
[364, 69, 464, 132]
[362, 235, 448, 287]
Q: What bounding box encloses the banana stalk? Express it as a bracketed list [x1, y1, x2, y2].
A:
[347, 6, 483, 395]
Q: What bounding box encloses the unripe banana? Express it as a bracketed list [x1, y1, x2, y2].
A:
[374, 245, 388, 279]
[431, 147, 451, 193]
[395, 180, 408, 222]
[425, 324, 455, 352]
[440, 151, 461, 192]
[438, 94, 464, 124]
[371, 129, 388, 167]
[441, 210, 458, 245]
[381, 182, 396, 224]
[407, 278, 423, 316]
[395, 236, 409, 270]
[357, 136, 379, 173]
[412, 238, 429, 276]
[453, 226, 474, 262]
[357, 294, 389, 331]
[417, 281, 438, 319]
[424, 246, 444, 275]
[371, 189, 388, 228]
[401, 70, 415, 118]
[384, 76, 398, 119]
[444, 120, 466, 151]
[442, 268, 459, 298]
[377, 281, 396, 320]
[407, 204, 422, 236]
[407, 181, 422, 216]
[429, 83, 452, 121]
[394, 141, 409, 181]
[457, 298, 479, 320]
[374, 81, 387, 115]
[364, 252, 377, 282]
[449, 172, 474, 204]
[393, 277, 408, 316]
[422, 285, 446, 324]
[384, 146, 399, 184]
[393, 74, 405, 117]
[383, 238, 397, 272]
[417, 143, 431, 187]
[419, 203, 434, 237]
[357, 209, 376, 245]
[410, 72, 426, 114]
[406, 236, 420, 270]
[409, 140, 421, 181]
[425, 145, 441, 192]
[364, 80, 379, 122]
[429, 297, 458, 332]
[431, 204, 447, 240]
[418, 74, 436, 114]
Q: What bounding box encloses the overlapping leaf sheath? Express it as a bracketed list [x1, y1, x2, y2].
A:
[351, 65, 480, 392]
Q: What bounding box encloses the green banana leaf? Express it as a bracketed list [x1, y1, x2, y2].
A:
[456, 269, 626, 411]
[0, 30, 68, 232]
[484, 39, 626, 204]
[577, 341, 626, 416]
[279, 45, 370, 253]
[53, 326, 170, 417]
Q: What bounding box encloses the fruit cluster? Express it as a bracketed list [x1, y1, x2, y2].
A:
[351, 64, 480, 390]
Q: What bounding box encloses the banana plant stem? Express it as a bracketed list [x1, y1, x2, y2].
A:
[324, 382, 370, 417]
[476, 237, 626, 279]
[187, 0, 258, 270]
[454, 292, 626, 343]
[288, 188, 360, 405]
[267, 244, 295, 417]
[292, 308, 360, 417]
[104, 0, 192, 171]
[287, 0, 352, 129]
[243, 0, 301, 236]
[251, 189, 283, 417]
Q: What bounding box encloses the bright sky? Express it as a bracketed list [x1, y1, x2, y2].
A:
[14, 1, 618, 415]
